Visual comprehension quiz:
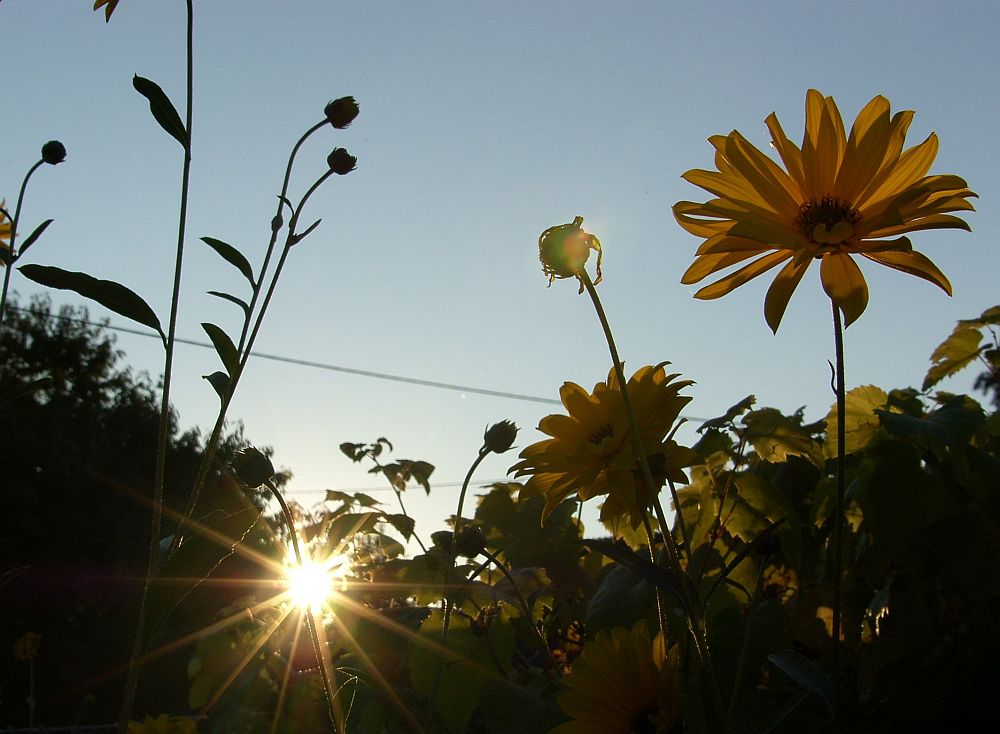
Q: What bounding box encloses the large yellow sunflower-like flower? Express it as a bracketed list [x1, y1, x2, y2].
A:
[551, 622, 680, 734]
[510, 364, 696, 528]
[674, 89, 976, 332]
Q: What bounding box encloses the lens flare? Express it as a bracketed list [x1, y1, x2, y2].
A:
[284, 549, 349, 613]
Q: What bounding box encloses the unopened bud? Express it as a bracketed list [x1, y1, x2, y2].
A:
[41, 140, 66, 165]
[324, 96, 360, 129]
[231, 447, 275, 488]
[538, 216, 603, 291]
[483, 420, 518, 454]
[327, 148, 357, 175]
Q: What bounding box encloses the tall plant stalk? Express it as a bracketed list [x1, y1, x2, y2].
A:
[831, 301, 846, 679]
[118, 0, 195, 728]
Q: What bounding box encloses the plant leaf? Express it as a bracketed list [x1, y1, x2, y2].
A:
[201, 237, 255, 286]
[202, 371, 229, 399]
[18, 264, 165, 346]
[579, 538, 689, 607]
[207, 290, 250, 317]
[17, 219, 53, 257]
[132, 75, 188, 149]
[823, 385, 888, 458]
[201, 322, 239, 377]
[704, 518, 786, 605]
[923, 325, 984, 391]
[767, 649, 835, 715]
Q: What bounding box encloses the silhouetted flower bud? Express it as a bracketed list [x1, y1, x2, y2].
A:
[484, 420, 518, 454]
[454, 526, 488, 558]
[538, 216, 603, 292]
[41, 140, 66, 165]
[231, 447, 275, 488]
[324, 96, 360, 129]
[271, 214, 283, 233]
[327, 148, 357, 175]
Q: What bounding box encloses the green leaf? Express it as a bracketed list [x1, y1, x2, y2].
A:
[324, 489, 354, 504]
[743, 407, 823, 466]
[352, 492, 381, 508]
[373, 531, 405, 558]
[823, 385, 888, 458]
[384, 513, 415, 540]
[201, 322, 239, 377]
[877, 395, 985, 447]
[132, 75, 188, 149]
[704, 518, 786, 605]
[202, 371, 229, 399]
[207, 290, 250, 317]
[18, 264, 165, 346]
[17, 219, 53, 257]
[328, 511, 382, 546]
[767, 649, 835, 716]
[202, 237, 255, 285]
[580, 538, 689, 607]
[923, 325, 983, 390]
[585, 563, 658, 633]
[699, 394, 756, 432]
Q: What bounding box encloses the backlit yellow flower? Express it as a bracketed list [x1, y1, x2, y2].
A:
[510, 364, 696, 528]
[674, 89, 975, 332]
[551, 622, 680, 734]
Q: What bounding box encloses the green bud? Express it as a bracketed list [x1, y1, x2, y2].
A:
[231, 447, 275, 488]
[483, 420, 518, 454]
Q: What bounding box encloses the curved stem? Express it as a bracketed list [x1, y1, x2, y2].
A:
[580, 269, 726, 730]
[428, 447, 488, 724]
[265, 479, 342, 732]
[0, 160, 44, 327]
[831, 301, 846, 678]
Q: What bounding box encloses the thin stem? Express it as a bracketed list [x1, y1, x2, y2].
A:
[394, 490, 428, 553]
[0, 160, 44, 326]
[118, 2, 194, 728]
[726, 557, 769, 728]
[580, 268, 727, 730]
[831, 301, 846, 678]
[265, 479, 342, 732]
[480, 548, 561, 675]
[428, 447, 488, 724]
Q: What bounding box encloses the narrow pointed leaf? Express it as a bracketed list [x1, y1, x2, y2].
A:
[579, 538, 689, 607]
[132, 75, 189, 149]
[202, 371, 229, 399]
[206, 290, 250, 317]
[201, 237, 255, 285]
[19, 264, 165, 346]
[201, 322, 239, 377]
[767, 649, 835, 715]
[17, 219, 54, 256]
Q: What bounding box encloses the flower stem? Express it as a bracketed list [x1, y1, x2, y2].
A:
[428, 446, 488, 725]
[580, 268, 726, 731]
[265, 479, 343, 732]
[118, 2, 194, 727]
[831, 301, 846, 679]
[0, 160, 44, 328]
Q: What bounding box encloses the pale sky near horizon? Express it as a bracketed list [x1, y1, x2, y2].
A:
[4, 1, 999, 545]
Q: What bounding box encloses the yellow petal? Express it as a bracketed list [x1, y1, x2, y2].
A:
[865, 213, 972, 239]
[764, 254, 813, 332]
[672, 200, 732, 238]
[861, 248, 952, 295]
[820, 252, 869, 326]
[765, 112, 806, 194]
[723, 131, 802, 214]
[694, 250, 792, 300]
[681, 250, 760, 284]
[835, 95, 892, 203]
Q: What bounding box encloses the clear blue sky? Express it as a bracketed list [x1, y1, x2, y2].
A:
[4, 1, 999, 543]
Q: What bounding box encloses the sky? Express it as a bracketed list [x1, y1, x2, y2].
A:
[4, 1, 999, 546]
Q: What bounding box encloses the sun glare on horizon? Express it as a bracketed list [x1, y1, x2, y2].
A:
[284, 550, 349, 613]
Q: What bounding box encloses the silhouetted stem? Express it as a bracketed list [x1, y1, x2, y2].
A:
[831, 302, 846, 679]
[580, 269, 726, 731]
[428, 446, 488, 724]
[118, 1, 194, 728]
[0, 160, 43, 327]
[265, 478, 342, 732]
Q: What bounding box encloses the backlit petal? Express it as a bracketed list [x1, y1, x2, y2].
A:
[820, 252, 869, 326]
[862, 248, 952, 295]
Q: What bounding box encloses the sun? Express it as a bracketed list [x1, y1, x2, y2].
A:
[284, 550, 349, 613]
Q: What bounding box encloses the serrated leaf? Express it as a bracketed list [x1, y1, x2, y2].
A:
[767, 649, 834, 715]
[877, 395, 985, 446]
[17, 219, 53, 257]
[977, 305, 1000, 325]
[202, 371, 229, 399]
[923, 325, 984, 390]
[201, 322, 239, 377]
[704, 518, 786, 605]
[201, 237, 255, 285]
[384, 513, 415, 540]
[823, 385, 888, 458]
[353, 492, 381, 508]
[19, 264, 165, 346]
[699, 394, 756, 432]
[373, 531, 405, 558]
[743, 408, 823, 466]
[132, 75, 188, 149]
[325, 489, 354, 504]
[207, 290, 250, 317]
[339, 442, 363, 461]
[328, 511, 382, 546]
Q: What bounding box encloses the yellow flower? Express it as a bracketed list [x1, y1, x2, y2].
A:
[511, 364, 696, 528]
[674, 89, 976, 332]
[127, 714, 195, 734]
[551, 622, 680, 734]
[0, 199, 11, 267]
[93, 0, 120, 22]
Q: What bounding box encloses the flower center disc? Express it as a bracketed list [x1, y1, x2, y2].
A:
[795, 196, 860, 245]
